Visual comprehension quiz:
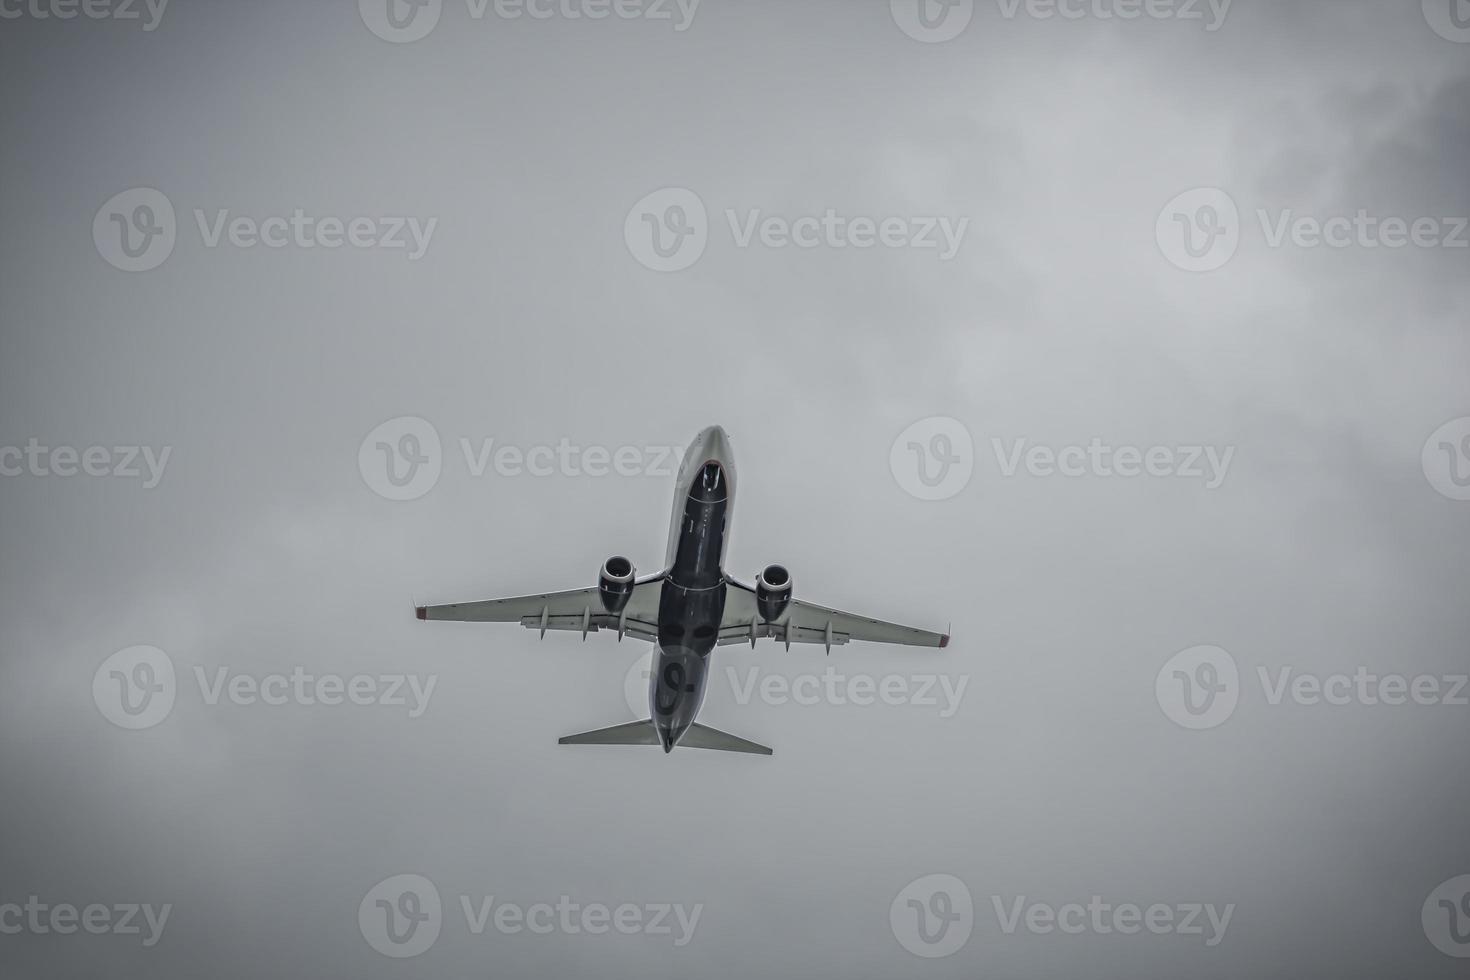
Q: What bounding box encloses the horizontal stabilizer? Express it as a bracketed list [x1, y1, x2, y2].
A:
[680, 723, 773, 756]
[558, 720, 659, 747]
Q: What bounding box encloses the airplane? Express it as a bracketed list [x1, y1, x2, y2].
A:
[414, 425, 950, 756]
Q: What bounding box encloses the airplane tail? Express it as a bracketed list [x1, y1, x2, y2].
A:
[680, 723, 773, 755]
[558, 720, 772, 756]
[558, 720, 660, 746]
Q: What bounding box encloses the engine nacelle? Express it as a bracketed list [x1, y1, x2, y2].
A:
[598, 556, 636, 614]
[755, 564, 792, 622]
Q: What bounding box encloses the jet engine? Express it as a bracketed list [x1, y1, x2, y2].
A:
[598, 556, 636, 614]
[755, 564, 792, 622]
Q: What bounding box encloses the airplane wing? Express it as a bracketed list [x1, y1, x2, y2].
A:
[416, 575, 664, 642]
[719, 578, 949, 652]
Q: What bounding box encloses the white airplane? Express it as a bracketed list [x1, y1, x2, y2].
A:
[415, 425, 950, 756]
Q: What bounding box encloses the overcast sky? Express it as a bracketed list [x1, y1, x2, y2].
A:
[1, 0, 1468, 977]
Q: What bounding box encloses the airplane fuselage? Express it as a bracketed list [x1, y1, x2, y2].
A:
[650, 426, 735, 752]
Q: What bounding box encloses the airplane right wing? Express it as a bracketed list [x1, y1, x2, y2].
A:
[416, 574, 664, 642]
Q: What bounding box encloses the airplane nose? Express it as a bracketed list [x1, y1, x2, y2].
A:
[706, 426, 731, 460]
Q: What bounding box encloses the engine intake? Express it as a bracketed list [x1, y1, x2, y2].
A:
[598, 556, 636, 614]
[755, 564, 792, 622]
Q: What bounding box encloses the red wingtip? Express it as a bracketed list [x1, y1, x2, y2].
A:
[939, 633, 950, 648]
[415, 606, 427, 621]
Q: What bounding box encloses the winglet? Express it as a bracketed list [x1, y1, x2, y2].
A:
[939, 625, 950, 648]
[415, 606, 427, 621]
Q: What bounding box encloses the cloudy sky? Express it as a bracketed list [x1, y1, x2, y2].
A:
[1, 0, 1467, 976]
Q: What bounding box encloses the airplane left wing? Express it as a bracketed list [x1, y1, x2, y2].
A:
[719, 578, 949, 651]
[416, 575, 664, 642]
